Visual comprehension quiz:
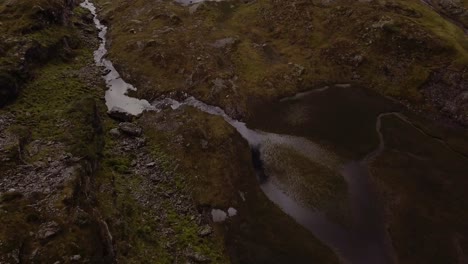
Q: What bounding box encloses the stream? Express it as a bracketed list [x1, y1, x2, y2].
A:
[79, 0, 468, 263]
[80, 0, 154, 115]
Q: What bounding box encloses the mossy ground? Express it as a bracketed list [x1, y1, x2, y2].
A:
[0, 0, 84, 106]
[94, 129, 229, 263]
[0, 3, 110, 262]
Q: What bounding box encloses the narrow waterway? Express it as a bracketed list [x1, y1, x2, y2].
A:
[80, 0, 154, 115]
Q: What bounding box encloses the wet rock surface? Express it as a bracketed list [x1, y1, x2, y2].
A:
[108, 106, 134, 122]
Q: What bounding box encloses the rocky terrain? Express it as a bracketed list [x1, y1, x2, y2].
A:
[1, 0, 467, 263]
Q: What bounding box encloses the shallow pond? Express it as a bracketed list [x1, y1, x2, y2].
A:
[176, 89, 399, 264]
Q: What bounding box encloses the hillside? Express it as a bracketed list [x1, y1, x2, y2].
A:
[1, 0, 467, 263]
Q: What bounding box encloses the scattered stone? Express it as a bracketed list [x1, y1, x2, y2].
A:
[211, 209, 227, 222]
[239, 191, 246, 202]
[372, 17, 394, 29]
[186, 251, 210, 263]
[145, 39, 160, 48]
[211, 78, 227, 94]
[169, 14, 182, 24]
[149, 174, 161, 183]
[8, 249, 20, 264]
[227, 207, 237, 217]
[70, 255, 81, 261]
[351, 54, 364, 66]
[37, 221, 61, 240]
[157, 27, 175, 35]
[352, 73, 361, 80]
[293, 64, 305, 75]
[109, 128, 121, 137]
[118, 122, 142, 137]
[198, 225, 212, 237]
[211, 37, 237, 49]
[108, 106, 134, 122]
[135, 137, 146, 148]
[200, 139, 208, 149]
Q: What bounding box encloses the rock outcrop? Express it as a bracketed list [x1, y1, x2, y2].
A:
[0, 0, 80, 107]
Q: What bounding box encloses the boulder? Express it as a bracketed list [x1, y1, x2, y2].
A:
[198, 225, 212, 237]
[37, 221, 61, 240]
[118, 122, 142, 137]
[146, 162, 156, 167]
[109, 128, 121, 137]
[186, 251, 210, 263]
[108, 107, 134, 122]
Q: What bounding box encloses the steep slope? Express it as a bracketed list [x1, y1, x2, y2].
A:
[1, 0, 467, 263]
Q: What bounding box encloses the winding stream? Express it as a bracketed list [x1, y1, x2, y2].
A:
[80, 0, 154, 115]
[79, 0, 468, 263]
[81, 1, 397, 263]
